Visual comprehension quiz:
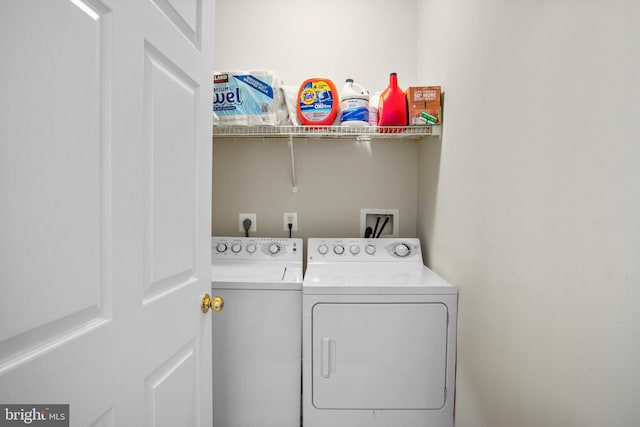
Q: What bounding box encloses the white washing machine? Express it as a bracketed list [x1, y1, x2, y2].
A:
[211, 236, 303, 427]
[302, 238, 458, 427]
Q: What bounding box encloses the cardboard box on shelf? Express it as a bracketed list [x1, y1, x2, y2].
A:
[406, 86, 441, 125]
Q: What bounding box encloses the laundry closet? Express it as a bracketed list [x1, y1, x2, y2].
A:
[212, 1, 640, 427]
[210, 1, 451, 426]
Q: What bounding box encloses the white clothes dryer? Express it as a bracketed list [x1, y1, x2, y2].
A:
[302, 238, 458, 427]
[211, 237, 303, 427]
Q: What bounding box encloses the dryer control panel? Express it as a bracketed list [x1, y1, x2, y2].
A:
[212, 237, 302, 261]
[307, 238, 421, 263]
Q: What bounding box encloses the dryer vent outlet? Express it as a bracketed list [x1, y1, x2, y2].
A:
[360, 209, 399, 238]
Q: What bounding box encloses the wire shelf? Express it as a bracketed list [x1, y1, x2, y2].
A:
[212, 125, 441, 140]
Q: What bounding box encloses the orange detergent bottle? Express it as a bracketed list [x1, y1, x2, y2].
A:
[377, 72, 408, 128]
[297, 77, 339, 126]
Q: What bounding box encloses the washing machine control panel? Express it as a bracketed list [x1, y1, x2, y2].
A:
[211, 237, 302, 261]
[307, 238, 421, 262]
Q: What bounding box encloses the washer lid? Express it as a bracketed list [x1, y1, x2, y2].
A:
[303, 263, 457, 295]
[212, 262, 303, 290]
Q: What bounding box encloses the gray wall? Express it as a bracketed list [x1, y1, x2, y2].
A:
[212, 137, 419, 238]
[417, 1, 640, 426]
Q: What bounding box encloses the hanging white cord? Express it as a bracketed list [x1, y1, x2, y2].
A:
[289, 134, 297, 193]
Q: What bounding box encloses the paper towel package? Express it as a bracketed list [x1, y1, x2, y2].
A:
[213, 70, 288, 126]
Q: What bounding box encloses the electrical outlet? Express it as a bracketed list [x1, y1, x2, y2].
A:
[283, 212, 298, 232]
[238, 213, 257, 233]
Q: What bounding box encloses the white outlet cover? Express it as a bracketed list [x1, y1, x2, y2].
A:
[283, 212, 298, 231]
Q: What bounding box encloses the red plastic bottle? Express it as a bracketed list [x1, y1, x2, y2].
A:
[377, 72, 408, 129]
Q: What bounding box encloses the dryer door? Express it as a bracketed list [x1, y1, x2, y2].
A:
[312, 302, 448, 409]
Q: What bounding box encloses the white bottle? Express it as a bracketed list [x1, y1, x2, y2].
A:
[340, 79, 370, 127]
[369, 91, 380, 127]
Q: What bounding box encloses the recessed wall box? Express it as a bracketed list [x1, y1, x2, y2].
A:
[360, 208, 399, 238]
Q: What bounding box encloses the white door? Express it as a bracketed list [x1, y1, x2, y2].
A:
[0, 0, 214, 425]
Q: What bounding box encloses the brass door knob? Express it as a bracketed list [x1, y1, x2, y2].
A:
[212, 296, 224, 312]
[201, 294, 224, 313]
[201, 294, 211, 313]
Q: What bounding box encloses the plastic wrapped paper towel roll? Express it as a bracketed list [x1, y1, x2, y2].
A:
[213, 70, 290, 127]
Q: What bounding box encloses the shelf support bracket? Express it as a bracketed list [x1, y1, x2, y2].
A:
[289, 134, 297, 193]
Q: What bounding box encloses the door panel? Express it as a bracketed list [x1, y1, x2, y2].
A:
[0, 0, 111, 372]
[0, 0, 214, 425]
[145, 341, 199, 427]
[88, 408, 115, 427]
[151, 0, 202, 47]
[143, 41, 198, 303]
[312, 303, 448, 410]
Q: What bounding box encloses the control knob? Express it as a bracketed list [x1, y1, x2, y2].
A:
[334, 245, 345, 255]
[268, 243, 280, 255]
[318, 244, 329, 255]
[246, 243, 257, 253]
[231, 243, 242, 253]
[365, 244, 376, 255]
[394, 243, 411, 257]
[350, 245, 360, 255]
[216, 243, 228, 253]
